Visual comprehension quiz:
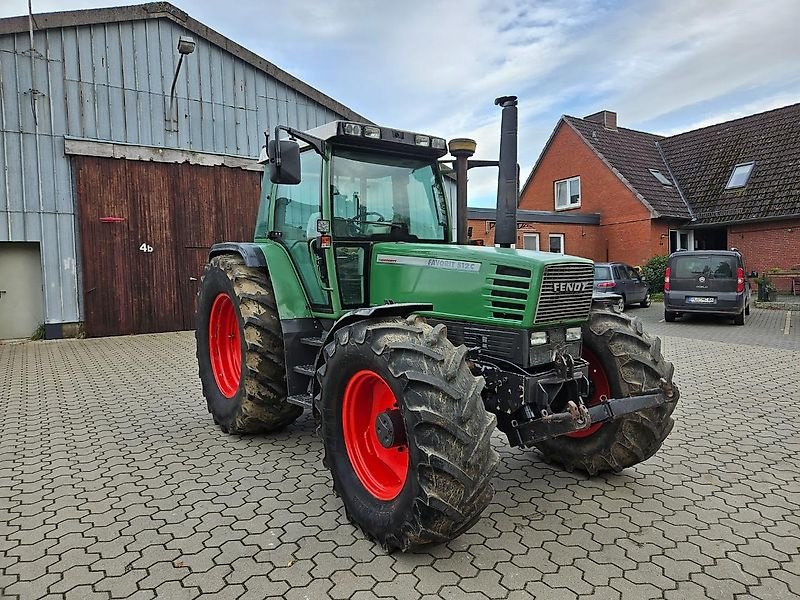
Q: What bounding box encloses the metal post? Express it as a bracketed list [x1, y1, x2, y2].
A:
[448, 138, 477, 245]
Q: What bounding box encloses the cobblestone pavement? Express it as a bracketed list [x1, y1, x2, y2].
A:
[2, 325, 799, 600]
[628, 304, 800, 351]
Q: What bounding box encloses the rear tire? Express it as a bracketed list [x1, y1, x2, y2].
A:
[196, 254, 302, 434]
[745, 302, 751, 316]
[534, 311, 679, 475]
[664, 309, 676, 322]
[318, 316, 499, 551]
[734, 309, 746, 326]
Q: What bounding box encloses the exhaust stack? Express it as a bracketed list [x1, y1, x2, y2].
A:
[494, 96, 518, 248]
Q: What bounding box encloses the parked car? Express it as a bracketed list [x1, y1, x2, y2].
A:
[593, 262, 651, 312]
[663, 250, 751, 325]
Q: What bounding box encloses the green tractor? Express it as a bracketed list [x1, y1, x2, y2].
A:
[195, 96, 679, 551]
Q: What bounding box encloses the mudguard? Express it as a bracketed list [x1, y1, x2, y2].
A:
[209, 241, 313, 321]
[310, 303, 433, 399]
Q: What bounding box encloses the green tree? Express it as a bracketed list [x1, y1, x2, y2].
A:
[642, 254, 669, 293]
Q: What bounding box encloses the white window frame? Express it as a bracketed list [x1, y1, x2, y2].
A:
[548, 233, 565, 254]
[554, 176, 581, 211]
[669, 229, 694, 253]
[522, 233, 540, 251]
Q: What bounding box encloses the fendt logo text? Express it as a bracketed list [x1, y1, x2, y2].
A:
[553, 281, 591, 293]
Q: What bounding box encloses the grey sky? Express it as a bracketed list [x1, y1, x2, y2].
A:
[3, 0, 799, 205]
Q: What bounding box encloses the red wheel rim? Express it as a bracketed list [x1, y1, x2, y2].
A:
[567, 348, 609, 438]
[342, 370, 409, 500]
[208, 293, 242, 398]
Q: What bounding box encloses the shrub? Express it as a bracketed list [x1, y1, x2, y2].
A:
[642, 254, 669, 293]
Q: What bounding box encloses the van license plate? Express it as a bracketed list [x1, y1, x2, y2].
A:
[687, 296, 716, 304]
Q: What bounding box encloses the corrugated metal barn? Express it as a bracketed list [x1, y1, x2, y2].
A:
[0, 2, 364, 338]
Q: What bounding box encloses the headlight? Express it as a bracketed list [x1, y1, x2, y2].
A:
[530, 331, 549, 346]
[565, 327, 582, 342]
[364, 125, 381, 139]
[414, 134, 431, 146]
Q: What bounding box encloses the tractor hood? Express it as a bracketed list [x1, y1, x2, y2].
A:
[369, 243, 594, 329]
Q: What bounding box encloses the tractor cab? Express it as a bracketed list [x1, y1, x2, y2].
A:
[255, 121, 452, 313]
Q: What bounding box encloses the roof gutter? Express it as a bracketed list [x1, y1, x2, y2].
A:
[687, 213, 800, 228]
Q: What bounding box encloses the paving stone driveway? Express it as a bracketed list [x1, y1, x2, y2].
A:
[630, 304, 800, 351]
[2, 323, 799, 600]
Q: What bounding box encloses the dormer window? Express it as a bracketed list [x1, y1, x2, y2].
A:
[726, 162, 754, 189]
[648, 169, 672, 186]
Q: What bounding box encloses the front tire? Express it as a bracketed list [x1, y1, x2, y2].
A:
[534, 311, 679, 475]
[195, 254, 302, 434]
[318, 316, 499, 551]
[640, 291, 651, 308]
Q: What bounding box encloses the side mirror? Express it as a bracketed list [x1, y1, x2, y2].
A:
[268, 139, 301, 184]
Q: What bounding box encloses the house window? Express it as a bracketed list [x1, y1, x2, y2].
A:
[548, 233, 565, 253]
[669, 229, 694, 253]
[522, 233, 539, 250]
[554, 177, 580, 210]
[725, 162, 754, 189]
[649, 169, 672, 186]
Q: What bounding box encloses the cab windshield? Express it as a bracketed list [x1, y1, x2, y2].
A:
[331, 149, 448, 242]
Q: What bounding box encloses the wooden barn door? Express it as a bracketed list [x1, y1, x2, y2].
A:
[75, 156, 261, 337]
[174, 163, 261, 330]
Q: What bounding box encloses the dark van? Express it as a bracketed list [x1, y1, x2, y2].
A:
[664, 250, 751, 325]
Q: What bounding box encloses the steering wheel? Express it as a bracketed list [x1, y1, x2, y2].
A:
[363, 211, 387, 222]
[346, 211, 390, 235]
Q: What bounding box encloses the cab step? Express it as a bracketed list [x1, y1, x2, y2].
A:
[287, 393, 313, 409]
[300, 336, 325, 348]
[292, 363, 316, 377]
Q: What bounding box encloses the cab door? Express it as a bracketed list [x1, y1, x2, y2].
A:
[271, 149, 332, 313]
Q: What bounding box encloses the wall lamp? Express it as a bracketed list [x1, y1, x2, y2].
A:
[166, 36, 196, 130]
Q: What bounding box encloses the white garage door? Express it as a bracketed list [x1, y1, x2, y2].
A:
[0, 243, 44, 340]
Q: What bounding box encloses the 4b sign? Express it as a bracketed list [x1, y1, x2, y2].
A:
[139, 243, 154, 253]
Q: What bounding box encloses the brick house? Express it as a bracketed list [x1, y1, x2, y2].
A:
[467, 208, 600, 254]
[519, 104, 800, 281]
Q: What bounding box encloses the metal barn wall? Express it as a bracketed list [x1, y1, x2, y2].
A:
[0, 16, 345, 327]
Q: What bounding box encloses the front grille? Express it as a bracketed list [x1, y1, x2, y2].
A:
[434, 320, 525, 362]
[485, 265, 531, 322]
[534, 263, 594, 324]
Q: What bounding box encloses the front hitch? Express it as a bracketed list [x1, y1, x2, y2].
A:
[510, 378, 677, 447]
